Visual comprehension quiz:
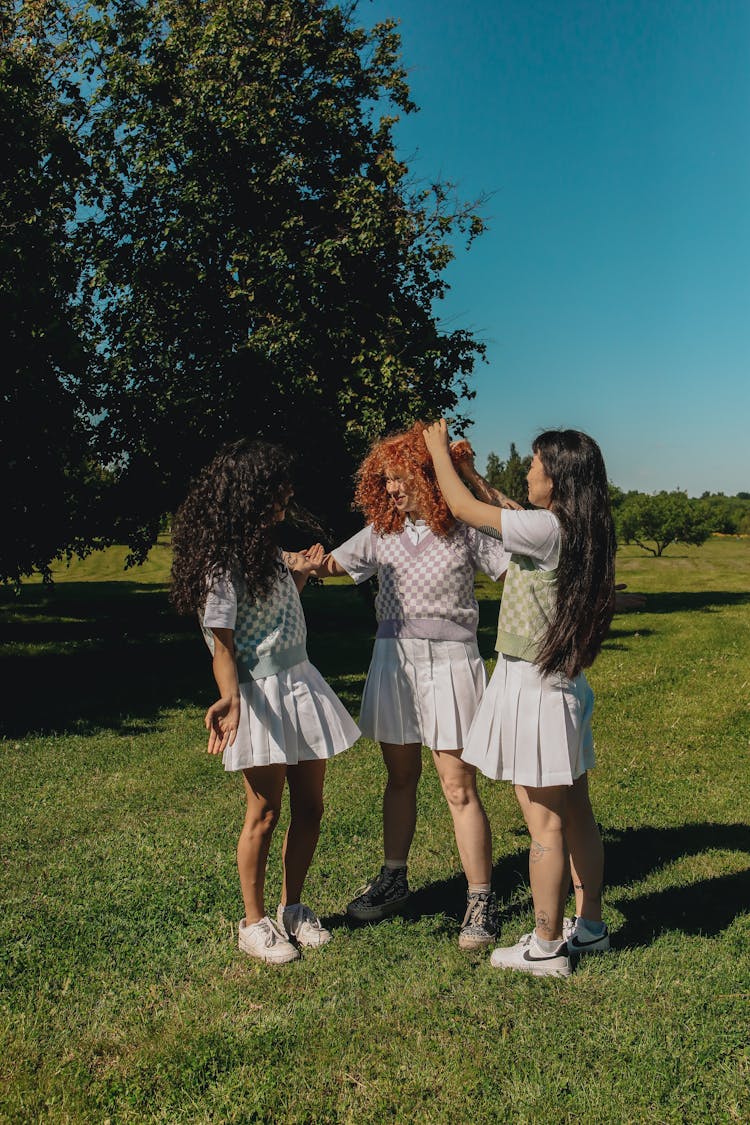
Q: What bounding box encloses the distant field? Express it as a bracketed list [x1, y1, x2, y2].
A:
[1, 537, 748, 1123]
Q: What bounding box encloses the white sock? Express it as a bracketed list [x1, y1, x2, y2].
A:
[468, 883, 491, 895]
[535, 933, 566, 954]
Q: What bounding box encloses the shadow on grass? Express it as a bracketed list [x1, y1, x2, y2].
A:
[331, 822, 750, 948]
[0, 580, 381, 738]
[1, 581, 210, 737]
[633, 590, 750, 614]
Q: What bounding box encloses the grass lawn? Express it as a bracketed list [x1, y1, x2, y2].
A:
[1, 538, 749, 1123]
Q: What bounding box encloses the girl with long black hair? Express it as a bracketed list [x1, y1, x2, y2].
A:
[424, 420, 616, 977]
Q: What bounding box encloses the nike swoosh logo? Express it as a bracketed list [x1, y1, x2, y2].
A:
[522, 949, 567, 963]
[569, 935, 607, 948]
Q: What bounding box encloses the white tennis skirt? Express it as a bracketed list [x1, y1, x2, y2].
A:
[222, 660, 361, 771]
[462, 653, 595, 787]
[359, 637, 487, 751]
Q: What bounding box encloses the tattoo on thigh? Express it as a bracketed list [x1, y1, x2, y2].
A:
[529, 839, 551, 864]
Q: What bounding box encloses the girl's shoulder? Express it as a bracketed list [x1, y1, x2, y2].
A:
[501, 509, 560, 569]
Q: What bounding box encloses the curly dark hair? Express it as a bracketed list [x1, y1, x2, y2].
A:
[354, 421, 467, 536]
[170, 439, 294, 616]
[533, 430, 616, 679]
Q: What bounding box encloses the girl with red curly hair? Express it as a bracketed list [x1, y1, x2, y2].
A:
[316, 422, 520, 949]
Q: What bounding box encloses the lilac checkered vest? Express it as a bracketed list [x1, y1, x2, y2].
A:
[372, 526, 479, 642]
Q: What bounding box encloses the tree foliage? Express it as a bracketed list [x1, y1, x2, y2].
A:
[615, 491, 714, 556]
[0, 1, 104, 583]
[2, 0, 487, 578]
[485, 444, 531, 506]
[77, 0, 487, 555]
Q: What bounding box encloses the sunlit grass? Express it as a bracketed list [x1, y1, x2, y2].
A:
[1, 538, 748, 1122]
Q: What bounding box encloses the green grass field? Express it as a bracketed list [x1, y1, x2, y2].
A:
[1, 538, 749, 1123]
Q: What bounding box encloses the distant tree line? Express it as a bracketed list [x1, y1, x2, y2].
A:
[486, 447, 749, 557]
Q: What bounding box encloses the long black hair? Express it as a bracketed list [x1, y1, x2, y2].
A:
[533, 430, 616, 678]
[170, 439, 294, 616]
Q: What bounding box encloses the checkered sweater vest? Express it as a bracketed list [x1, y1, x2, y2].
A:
[495, 554, 557, 662]
[203, 565, 308, 682]
[372, 526, 478, 642]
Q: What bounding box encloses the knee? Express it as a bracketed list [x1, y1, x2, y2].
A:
[385, 763, 422, 793]
[291, 794, 324, 827]
[440, 776, 475, 813]
[246, 801, 281, 840]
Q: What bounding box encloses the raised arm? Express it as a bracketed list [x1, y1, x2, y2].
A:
[451, 440, 523, 511]
[424, 421, 505, 537]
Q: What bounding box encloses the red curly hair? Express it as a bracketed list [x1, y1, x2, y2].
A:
[354, 422, 472, 536]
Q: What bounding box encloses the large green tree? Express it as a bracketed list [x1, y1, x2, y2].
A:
[616, 491, 714, 556]
[0, 1, 103, 583]
[76, 0, 486, 555]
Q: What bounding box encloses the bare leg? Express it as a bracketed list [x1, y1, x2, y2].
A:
[381, 742, 422, 862]
[238, 765, 287, 923]
[432, 749, 492, 885]
[565, 772, 604, 922]
[281, 759, 327, 907]
[514, 784, 569, 942]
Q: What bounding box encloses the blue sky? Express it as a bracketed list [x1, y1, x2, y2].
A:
[361, 0, 749, 495]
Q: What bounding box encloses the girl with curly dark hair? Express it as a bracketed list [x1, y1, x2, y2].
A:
[315, 422, 520, 951]
[171, 439, 360, 964]
[424, 419, 616, 978]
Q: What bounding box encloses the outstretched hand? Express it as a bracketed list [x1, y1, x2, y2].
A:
[284, 543, 325, 578]
[205, 695, 240, 755]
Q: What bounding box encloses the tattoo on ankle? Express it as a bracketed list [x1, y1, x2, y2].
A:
[535, 910, 552, 937]
[529, 839, 551, 864]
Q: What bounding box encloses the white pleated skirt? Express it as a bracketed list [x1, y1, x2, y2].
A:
[222, 660, 361, 771]
[359, 637, 487, 751]
[462, 653, 595, 787]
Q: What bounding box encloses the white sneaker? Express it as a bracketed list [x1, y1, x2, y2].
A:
[567, 918, 610, 955]
[238, 916, 300, 964]
[277, 903, 332, 948]
[490, 931, 571, 978]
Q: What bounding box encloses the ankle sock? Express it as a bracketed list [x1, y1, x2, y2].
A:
[468, 883, 491, 895]
[384, 860, 407, 871]
[535, 933, 566, 954]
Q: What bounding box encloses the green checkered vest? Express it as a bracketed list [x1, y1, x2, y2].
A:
[495, 554, 557, 662]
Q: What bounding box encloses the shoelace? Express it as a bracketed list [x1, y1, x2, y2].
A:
[293, 906, 322, 931]
[353, 870, 393, 899]
[259, 919, 286, 947]
[463, 894, 491, 930]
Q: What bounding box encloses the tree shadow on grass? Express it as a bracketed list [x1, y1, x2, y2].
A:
[1, 580, 379, 738]
[331, 822, 750, 947]
[633, 590, 750, 614]
[0, 581, 209, 737]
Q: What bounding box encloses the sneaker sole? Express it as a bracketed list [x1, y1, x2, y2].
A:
[238, 943, 300, 964]
[346, 895, 409, 921]
[295, 931, 333, 948]
[490, 958, 572, 978]
[458, 932, 496, 951]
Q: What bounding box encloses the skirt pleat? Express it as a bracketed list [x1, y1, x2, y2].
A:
[222, 660, 360, 771]
[359, 638, 487, 751]
[462, 653, 595, 787]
